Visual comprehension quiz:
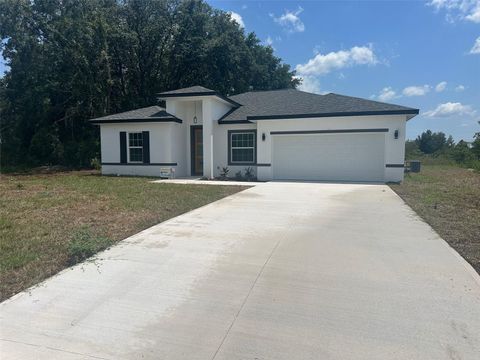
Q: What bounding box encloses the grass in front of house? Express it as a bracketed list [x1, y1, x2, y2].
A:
[390, 165, 480, 274]
[0, 171, 246, 301]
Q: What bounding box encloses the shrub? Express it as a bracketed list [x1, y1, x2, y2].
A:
[67, 227, 113, 266]
[244, 166, 255, 181]
[234, 170, 243, 181]
[219, 166, 230, 180]
[468, 160, 480, 172]
[450, 140, 475, 164]
[90, 157, 101, 170]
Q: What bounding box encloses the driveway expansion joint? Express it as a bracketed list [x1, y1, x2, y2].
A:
[210, 239, 282, 360]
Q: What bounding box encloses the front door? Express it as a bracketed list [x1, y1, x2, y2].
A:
[191, 126, 203, 176]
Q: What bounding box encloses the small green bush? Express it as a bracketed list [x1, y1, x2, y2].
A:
[90, 157, 101, 170]
[67, 227, 113, 266]
[244, 166, 255, 181]
[219, 166, 230, 180]
[234, 171, 243, 181]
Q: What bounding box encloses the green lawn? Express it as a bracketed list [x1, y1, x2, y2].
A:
[390, 165, 480, 274]
[0, 171, 246, 301]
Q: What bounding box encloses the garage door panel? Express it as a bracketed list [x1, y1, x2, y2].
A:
[272, 133, 385, 182]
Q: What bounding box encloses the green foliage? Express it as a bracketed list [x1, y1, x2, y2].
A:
[67, 227, 113, 266]
[405, 140, 422, 160]
[234, 170, 243, 181]
[244, 166, 255, 181]
[90, 157, 101, 170]
[451, 140, 475, 164]
[219, 166, 230, 180]
[409, 130, 480, 171]
[415, 130, 453, 154]
[28, 127, 63, 165]
[472, 132, 480, 159]
[0, 0, 298, 169]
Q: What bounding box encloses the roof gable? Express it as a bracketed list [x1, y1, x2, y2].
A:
[157, 85, 241, 107]
[158, 86, 216, 97]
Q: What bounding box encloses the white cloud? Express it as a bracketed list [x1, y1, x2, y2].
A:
[295, 45, 377, 76]
[423, 102, 476, 117]
[465, 4, 480, 22]
[455, 84, 466, 92]
[435, 81, 447, 92]
[265, 36, 273, 46]
[427, 0, 480, 23]
[296, 75, 322, 94]
[228, 11, 244, 28]
[271, 7, 305, 33]
[402, 85, 431, 97]
[470, 36, 480, 54]
[376, 87, 397, 102]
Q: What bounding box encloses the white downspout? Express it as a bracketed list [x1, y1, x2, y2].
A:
[210, 134, 214, 179]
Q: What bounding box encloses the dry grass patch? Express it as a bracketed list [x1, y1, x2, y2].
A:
[390, 165, 480, 273]
[0, 171, 246, 301]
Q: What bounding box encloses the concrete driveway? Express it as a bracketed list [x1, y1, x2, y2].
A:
[1, 183, 479, 360]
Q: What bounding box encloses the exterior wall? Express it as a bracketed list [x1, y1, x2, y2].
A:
[100, 99, 408, 182]
[99, 122, 184, 177]
[207, 100, 239, 178]
[212, 122, 257, 178]
[202, 99, 214, 178]
[255, 114, 407, 182]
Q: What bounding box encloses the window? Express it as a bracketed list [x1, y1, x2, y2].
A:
[128, 132, 143, 163]
[229, 131, 256, 164]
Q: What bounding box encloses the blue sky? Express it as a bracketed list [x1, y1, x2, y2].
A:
[1, 1, 479, 141]
[209, 0, 480, 141]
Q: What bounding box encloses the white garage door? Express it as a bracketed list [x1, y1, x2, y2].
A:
[272, 132, 385, 182]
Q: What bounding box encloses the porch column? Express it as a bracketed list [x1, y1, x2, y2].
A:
[202, 98, 214, 179]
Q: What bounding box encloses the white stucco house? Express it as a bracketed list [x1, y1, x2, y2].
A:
[90, 86, 418, 182]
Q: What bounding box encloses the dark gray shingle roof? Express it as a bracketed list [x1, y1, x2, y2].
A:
[158, 86, 216, 96]
[220, 89, 419, 122]
[90, 106, 180, 123]
[157, 85, 241, 107]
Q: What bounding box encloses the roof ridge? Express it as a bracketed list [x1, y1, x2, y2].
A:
[158, 85, 216, 95]
[325, 92, 416, 110]
[234, 88, 298, 95]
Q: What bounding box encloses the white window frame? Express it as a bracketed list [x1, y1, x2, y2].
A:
[230, 131, 256, 164]
[128, 132, 143, 163]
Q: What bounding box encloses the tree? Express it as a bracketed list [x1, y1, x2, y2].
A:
[472, 132, 480, 160]
[451, 140, 474, 164]
[0, 0, 298, 168]
[404, 140, 420, 159]
[415, 130, 449, 154]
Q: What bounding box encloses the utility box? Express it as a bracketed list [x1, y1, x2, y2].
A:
[410, 160, 421, 173]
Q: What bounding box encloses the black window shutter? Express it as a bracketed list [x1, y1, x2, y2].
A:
[120, 132, 127, 164]
[142, 131, 150, 164]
